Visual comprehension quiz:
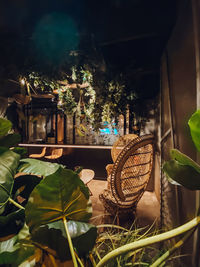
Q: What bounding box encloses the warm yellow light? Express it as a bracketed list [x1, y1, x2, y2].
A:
[20, 78, 25, 85]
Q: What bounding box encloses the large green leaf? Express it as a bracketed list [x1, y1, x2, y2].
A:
[163, 159, 200, 190]
[18, 158, 61, 177]
[188, 109, 200, 151]
[0, 174, 39, 237]
[0, 235, 20, 264]
[11, 147, 27, 158]
[0, 209, 24, 237]
[0, 146, 9, 155]
[0, 133, 21, 148]
[0, 149, 20, 213]
[13, 175, 42, 202]
[0, 118, 12, 137]
[0, 228, 38, 266]
[32, 220, 97, 261]
[25, 167, 92, 232]
[170, 149, 200, 173]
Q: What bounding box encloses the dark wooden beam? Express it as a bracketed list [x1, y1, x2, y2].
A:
[125, 68, 160, 77]
[99, 32, 157, 46]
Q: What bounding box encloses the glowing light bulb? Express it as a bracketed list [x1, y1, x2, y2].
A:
[20, 78, 25, 85]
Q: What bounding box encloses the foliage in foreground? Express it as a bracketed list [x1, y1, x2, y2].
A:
[93, 109, 200, 267]
[91, 223, 164, 267]
[0, 117, 97, 266]
[1, 110, 200, 267]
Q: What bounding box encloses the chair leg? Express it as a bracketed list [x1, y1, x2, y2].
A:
[117, 215, 119, 225]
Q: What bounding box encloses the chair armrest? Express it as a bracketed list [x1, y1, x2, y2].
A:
[106, 164, 114, 176]
[106, 164, 114, 190]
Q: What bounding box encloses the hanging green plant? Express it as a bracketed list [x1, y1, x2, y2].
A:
[23, 66, 141, 132]
[63, 67, 96, 123]
[57, 87, 78, 115]
[27, 72, 59, 93]
[101, 80, 126, 123]
[55, 67, 96, 130]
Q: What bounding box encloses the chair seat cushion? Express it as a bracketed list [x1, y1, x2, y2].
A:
[99, 189, 136, 216]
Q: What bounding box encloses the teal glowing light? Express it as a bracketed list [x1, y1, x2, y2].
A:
[100, 122, 118, 135]
[32, 12, 79, 64]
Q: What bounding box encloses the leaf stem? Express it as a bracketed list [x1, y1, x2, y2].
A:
[150, 228, 196, 267]
[75, 251, 84, 267]
[8, 197, 25, 210]
[97, 224, 128, 231]
[89, 253, 97, 267]
[48, 253, 58, 267]
[62, 217, 78, 267]
[96, 216, 200, 267]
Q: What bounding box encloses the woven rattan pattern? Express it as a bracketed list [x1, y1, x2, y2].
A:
[99, 135, 154, 217]
[111, 134, 138, 162]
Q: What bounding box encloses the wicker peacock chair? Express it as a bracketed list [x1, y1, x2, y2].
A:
[99, 134, 154, 222]
[111, 134, 138, 162]
[106, 134, 138, 177]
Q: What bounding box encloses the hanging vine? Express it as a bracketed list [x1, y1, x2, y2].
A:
[24, 66, 140, 132]
[57, 87, 77, 115]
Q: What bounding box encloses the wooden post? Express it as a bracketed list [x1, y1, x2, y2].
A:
[192, 0, 200, 265]
[64, 113, 67, 144]
[73, 114, 76, 144]
[55, 107, 58, 144]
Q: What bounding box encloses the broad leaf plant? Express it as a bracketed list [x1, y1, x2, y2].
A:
[0, 118, 97, 266]
[2, 108, 200, 266]
[95, 109, 200, 267]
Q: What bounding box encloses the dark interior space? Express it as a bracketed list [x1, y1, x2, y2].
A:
[27, 146, 112, 179]
[0, 0, 177, 98]
[2, 1, 200, 266]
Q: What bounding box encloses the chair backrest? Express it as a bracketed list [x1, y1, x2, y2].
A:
[52, 148, 63, 159]
[111, 134, 138, 162]
[29, 147, 46, 158]
[45, 148, 63, 159]
[110, 134, 154, 208]
[79, 169, 95, 185]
